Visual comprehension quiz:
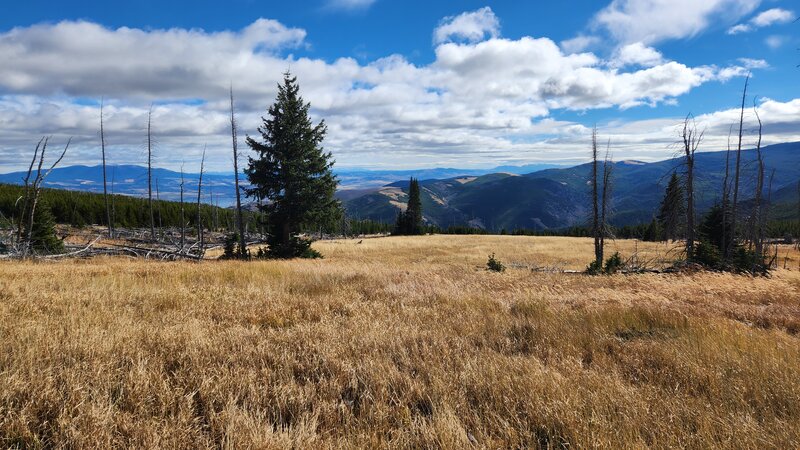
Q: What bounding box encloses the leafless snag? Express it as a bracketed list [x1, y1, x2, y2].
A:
[147, 104, 155, 241]
[16, 137, 44, 246]
[230, 86, 247, 258]
[196, 146, 206, 257]
[681, 114, 703, 261]
[752, 100, 765, 258]
[100, 99, 112, 237]
[180, 165, 186, 250]
[730, 74, 749, 258]
[591, 126, 602, 268]
[24, 137, 71, 257]
[600, 140, 613, 260]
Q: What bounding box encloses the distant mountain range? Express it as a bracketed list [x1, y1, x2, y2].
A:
[0, 162, 560, 207]
[344, 142, 800, 230]
[1, 143, 798, 230]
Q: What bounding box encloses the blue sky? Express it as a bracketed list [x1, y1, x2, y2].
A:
[0, 0, 798, 171]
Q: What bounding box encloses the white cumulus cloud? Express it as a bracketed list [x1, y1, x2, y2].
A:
[727, 7, 795, 34]
[594, 0, 761, 44]
[433, 7, 500, 45]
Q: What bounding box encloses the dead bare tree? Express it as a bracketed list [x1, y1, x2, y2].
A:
[147, 104, 155, 241]
[196, 146, 206, 257]
[111, 167, 117, 233]
[23, 137, 71, 257]
[16, 138, 44, 246]
[682, 115, 703, 262]
[600, 141, 613, 260]
[591, 126, 602, 268]
[730, 74, 749, 258]
[722, 125, 733, 259]
[752, 101, 765, 258]
[230, 86, 247, 258]
[155, 178, 163, 236]
[100, 99, 112, 237]
[180, 165, 186, 250]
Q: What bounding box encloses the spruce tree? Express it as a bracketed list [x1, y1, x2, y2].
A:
[245, 72, 339, 258]
[393, 177, 423, 235]
[657, 172, 685, 242]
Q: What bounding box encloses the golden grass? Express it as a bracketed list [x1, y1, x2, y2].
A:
[1, 235, 799, 448]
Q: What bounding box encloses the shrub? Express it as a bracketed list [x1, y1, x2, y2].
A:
[586, 259, 603, 275]
[603, 252, 624, 274]
[220, 233, 249, 260]
[486, 253, 505, 272]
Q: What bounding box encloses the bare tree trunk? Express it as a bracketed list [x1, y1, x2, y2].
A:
[722, 125, 733, 259]
[25, 138, 70, 257]
[147, 105, 155, 241]
[155, 178, 162, 237]
[682, 115, 703, 262]
[600, 143, 612, 261]
[100, 99, 112, 238]
[17, 138, 43, 246]
[230, 86, 247, 258]
[753, 101, 764, 258]
[196, 146, 206, 257]
[180, 166, 186, 250]
[110, 167, 116, 234]
[591, 126, 601, 267]
[731, 75, 749, 257]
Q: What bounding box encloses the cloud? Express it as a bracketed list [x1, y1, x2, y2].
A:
[559, 35, 600, 53]
[433, 7, 500, 45]
[0, 17, 766, 172]
[593, 0, 761, 44]
[324, 0, 377, 11]
[765, 35, 786, 49]
[727, 7, 795, 34]
[611, 42, 664, 67]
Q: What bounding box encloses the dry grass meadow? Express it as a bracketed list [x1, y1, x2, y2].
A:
[1, 235, 799, 448]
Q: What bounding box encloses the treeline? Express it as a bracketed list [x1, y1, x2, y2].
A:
[0, 183, 252, 231]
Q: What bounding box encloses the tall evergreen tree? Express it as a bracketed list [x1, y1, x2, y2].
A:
[393, 177, 423, 235]
[245, 72, 339, 258]
[657, 172, 685, 241]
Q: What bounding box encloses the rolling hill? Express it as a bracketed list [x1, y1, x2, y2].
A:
[344, 142, 800, 230]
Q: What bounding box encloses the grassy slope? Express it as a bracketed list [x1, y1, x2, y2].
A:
[1, 235, 799, 448]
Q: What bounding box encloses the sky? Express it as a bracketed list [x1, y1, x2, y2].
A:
[0, 0, 798, 172]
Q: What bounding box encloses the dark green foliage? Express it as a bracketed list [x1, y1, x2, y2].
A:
[486, 253, 505, 272]
[642, 218, 662, 242]
[220, 233, 249, 260]
[245, 72, 339, 259]
[587, 252, 624, 275]
[0, 183, 243, 231]
[29, 202, 64, 254]
[695, 205, 769, 273]
[603, 252, 624, 274]
[393, 177, 424, 235]
[586, 260, 603, 275]
[657, 172, 685, 241]
[693, 240, 722, 268]
[698, 204, 733, 258]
